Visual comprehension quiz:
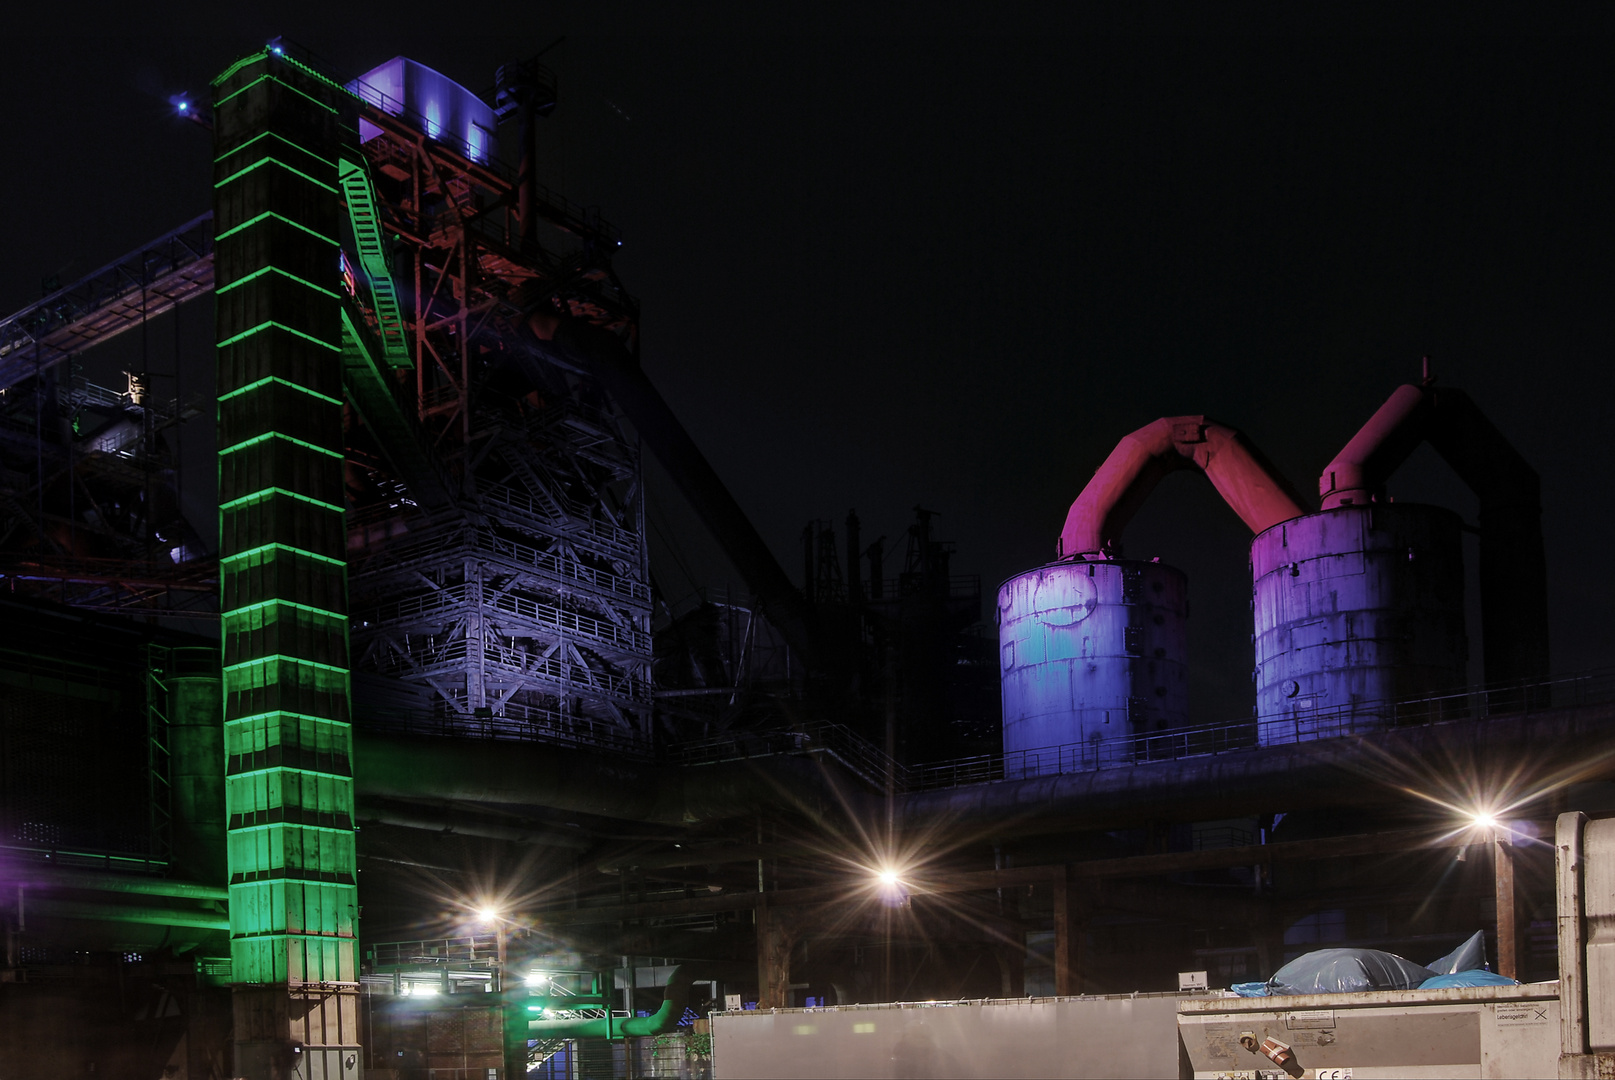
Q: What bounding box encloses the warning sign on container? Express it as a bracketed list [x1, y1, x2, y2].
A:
[1495, 1003, 1551, 1025]
[1284, 1009, 1335, 1029]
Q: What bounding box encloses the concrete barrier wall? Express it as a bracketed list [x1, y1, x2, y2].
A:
[712, 994, 1186, 1080]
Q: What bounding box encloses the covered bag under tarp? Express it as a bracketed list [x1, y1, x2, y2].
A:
[1263, 948, 1435, 995]
[1426, 931, 1489, 976]
[1420, 969, 1519, 989]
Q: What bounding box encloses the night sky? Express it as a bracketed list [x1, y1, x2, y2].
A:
[6, 6, 1611, 728]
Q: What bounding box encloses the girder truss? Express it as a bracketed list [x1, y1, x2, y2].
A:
[340, 93, 651, 747]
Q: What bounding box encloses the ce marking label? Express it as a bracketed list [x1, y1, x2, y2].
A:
[1314, 1070, 1353, 1079]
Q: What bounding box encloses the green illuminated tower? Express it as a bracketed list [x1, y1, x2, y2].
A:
[212, 47, 361, 1076]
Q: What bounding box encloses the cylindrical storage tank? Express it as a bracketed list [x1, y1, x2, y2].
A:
[998, 559, 1188, 775]
[1251, 503, 1467, 744]
[167, 646, 226, 886]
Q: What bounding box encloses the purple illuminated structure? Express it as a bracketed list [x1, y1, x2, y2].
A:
[348, 57, 497, 163]
[1001, 416, 1305, 774]
[1003, 381, 1550, 768]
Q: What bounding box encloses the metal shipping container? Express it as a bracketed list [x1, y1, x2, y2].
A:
[712, 994, 1187, 1079]
[1179, 983, 1559, 1079]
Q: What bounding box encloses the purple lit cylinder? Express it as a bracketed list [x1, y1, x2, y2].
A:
[998, 560, 1189, 775]
[1251, 504, 1467, 744]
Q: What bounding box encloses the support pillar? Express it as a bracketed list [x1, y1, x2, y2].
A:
[1052, 866, 1084, 996]
[1496, 833, 1518, 980]
[213, 45, 360, 1078]
[756, 901, 799, 1009]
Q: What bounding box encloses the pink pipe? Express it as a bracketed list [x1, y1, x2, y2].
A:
[1318, 384, 1430, 509]
[1058, 416, 1307, 559]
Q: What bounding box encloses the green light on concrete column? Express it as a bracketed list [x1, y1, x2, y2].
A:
[216, 265, 341, 299]
[222, 599, 347, 621]
[226, 766, 353, 782]
[219, 431, 345, 459]
[215, 211, 337, 246]
[215, 130, 338, 169]
[227, 709, 352, 728]
[214, 41, 359, 1004]
[217, 320, 340, 353]
[229, 821, 353, 837]
[211, 49, 272, 87]
[216, 73, 339, 114]
[223, 655, 349, 677]
[219, 488, 344, 514]
[215, 156, 339, 193]
[217, 376, 342, 407]
[220, 543, 346, 567]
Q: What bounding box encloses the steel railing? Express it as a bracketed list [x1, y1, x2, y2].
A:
[355, 582, 649, 654]
[361, 636, 650, 703]
[350, 524, 650, 605]
[907, 667, 1615, 791]
[670, 718, 904, 792]
[479, 481, 639, 558]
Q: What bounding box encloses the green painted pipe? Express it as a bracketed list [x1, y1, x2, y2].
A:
[30, 869, 227, 901]
[30, 898, 229, 931]
[524, 965, 690, 1039]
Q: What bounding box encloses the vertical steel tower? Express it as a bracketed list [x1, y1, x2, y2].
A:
[337, 54, 652, 751]
[212, 48, 361, 1074]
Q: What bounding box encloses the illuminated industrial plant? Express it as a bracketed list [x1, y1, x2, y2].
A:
[0, 28, 1600, 1080]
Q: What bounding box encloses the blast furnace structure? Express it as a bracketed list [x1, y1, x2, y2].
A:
[0, 34, 1599, 1080]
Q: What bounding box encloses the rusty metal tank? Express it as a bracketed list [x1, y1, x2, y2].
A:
[998, 559, 1189, 774]
[1251, 503, 1467, 743]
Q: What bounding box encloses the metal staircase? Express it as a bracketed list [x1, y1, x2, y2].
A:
[497, 440, 568, 522]
[338, 156, 411, 367]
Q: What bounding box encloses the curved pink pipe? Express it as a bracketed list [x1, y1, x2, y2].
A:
[1318, 384, 1429, 508]
[1058, 416, 1308, 559]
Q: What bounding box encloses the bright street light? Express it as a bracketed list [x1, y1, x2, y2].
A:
[1459, 807, 1518, 981]
[468, 901, 509, 965]
[873, 866, 910, 909]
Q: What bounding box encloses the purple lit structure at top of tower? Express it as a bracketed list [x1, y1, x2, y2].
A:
[348, 56, 496, 164]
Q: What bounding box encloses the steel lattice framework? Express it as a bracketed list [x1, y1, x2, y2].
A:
[0, 216, 217, 620]
[335, 55, 652, 750]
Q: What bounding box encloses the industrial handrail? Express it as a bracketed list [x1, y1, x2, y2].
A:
[342, 69, 621, 246]
[338, 156, 411, 365]
[354, 582, 649, 653]
[367, 936, 501, 969]
[0, 213, 215, 385]
[669, 719, 904, 792]
[362, 635, 650, 703]
[907, 666, 1615, 790]
[479, 481, 639, 557]
[349, 524, 649, 604]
